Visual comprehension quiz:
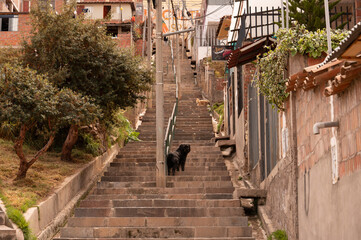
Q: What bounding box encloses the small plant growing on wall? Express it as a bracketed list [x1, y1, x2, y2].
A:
[267, 229, 288, 240]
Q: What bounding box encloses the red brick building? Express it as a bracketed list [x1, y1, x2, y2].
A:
[0, 0, 144, 53]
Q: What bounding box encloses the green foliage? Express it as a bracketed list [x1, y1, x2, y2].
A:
[0, 192, 36, 240]
[255, 24, 349, 109]
[212, 103, 224, 132]
[0, 64, 100, 133]
[268, 230, 288, 240]
[23, 1, 153, 120]
[56, 88, 102, 127]
[81, 133, 101, 156]
[286, 0, 344, 31]
[0, 122, 17, 140]
[108, 110, 140, 145]
[0, 48, 21, 65]
[0, 64, 59, 129]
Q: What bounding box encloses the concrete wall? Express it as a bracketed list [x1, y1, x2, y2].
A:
[197, 60, 224, 104]
[298, 150, 361, 240]
[297, 70, 361, 239]
[197, 46, 210, 63]
[24, 144, 119, 238]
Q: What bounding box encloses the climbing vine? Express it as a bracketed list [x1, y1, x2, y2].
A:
[255, 24, 349, 110]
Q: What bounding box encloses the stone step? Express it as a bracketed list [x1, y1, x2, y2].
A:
[0, 210, 5, 225]
[109, 162, 226, 167]
[97, 181, 157, 188]
[106, 165, 227, 172]
[86, 193, 233, 200]
[78, 199, 240, 208]
[74, 207, 243, 218]
[60, 226, 252, 238]
[100, 174, 231, 183]
[56, 237, 254, 240]
[116, 153, 156, 158]
[103, 171, 155, 177]
[100, 176, 156, 182]
[112, 158, 155, 163]
[93, 187, 234, 195]
[166, 175, 231, 181]
[0, 225, 16, 240]
[167, 181, 232, 188]
[67, 216, 247, 227]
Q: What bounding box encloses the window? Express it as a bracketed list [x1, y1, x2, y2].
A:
[106, 26, 118, 38]
[237, 66, 243, 116]
[121, 24, 131, 32]
[0, 16, 18, 32]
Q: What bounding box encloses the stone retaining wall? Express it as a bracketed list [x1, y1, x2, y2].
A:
[24, 144, 119, 239]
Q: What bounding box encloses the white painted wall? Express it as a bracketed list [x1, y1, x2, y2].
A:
[202, 4, 233, 39]
[84, 4, 132, 21]
[197, 46, 210, 62]
[249, 0, 281, 8]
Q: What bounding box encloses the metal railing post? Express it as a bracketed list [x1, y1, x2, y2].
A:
[156, 0, 165, 187]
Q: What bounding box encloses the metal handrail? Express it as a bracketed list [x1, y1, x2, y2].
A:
[164, 39, 179, 174]
[164, 100, 178, 156]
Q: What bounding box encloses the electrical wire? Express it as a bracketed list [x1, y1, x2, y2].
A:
[182, 3, 231, 21]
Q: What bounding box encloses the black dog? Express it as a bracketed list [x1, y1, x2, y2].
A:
[166, 144, 191, 176]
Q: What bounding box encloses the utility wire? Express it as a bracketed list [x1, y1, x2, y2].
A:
[182, 3, 230, 21]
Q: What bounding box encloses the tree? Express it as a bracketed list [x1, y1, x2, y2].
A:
[0, 64, 100, 179]
[286, 0, 343, 31]
[23, 2, 153, 161]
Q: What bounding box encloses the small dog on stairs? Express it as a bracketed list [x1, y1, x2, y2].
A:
[166, 144, 191, 176]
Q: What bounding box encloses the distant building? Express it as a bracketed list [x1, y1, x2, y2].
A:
[76, 0, 136, 48]
[193, 0, 233, 62]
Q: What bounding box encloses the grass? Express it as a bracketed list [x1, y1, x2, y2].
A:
[0, 138, 93, 213]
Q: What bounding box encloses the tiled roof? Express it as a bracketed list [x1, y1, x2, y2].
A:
[286, 21, 361, 96]
[318, 21, 361, 68]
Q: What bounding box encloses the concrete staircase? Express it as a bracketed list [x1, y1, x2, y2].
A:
[0, 207, 16, 240]
[54, 41, 254, 240]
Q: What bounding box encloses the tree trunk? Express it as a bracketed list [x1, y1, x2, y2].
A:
[14, 125, 55, 180]
[61, 125, 79, 162]
[14, 125, 28, 180]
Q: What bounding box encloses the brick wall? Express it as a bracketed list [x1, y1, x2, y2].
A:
[242, 62, 255, 121]
[295, 61, 361, 179]
[296, 80, 332, 176]
[334, 78, 361, 178]
[134, 39, 143, 56]
[356, 0, 361, 23]
[117, 33, 132, 48]
[0, 14, 31, 47]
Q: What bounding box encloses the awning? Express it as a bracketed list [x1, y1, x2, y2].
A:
[216, 15, 231, 40]
[227, 36, 276, 68]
